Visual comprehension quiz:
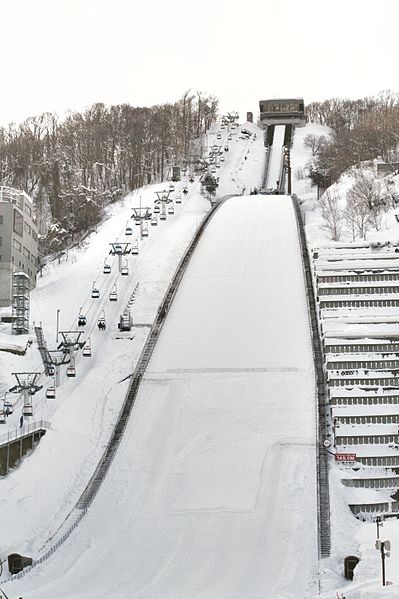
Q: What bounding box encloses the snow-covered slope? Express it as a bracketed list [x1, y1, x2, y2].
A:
[4, 193, 318, 599]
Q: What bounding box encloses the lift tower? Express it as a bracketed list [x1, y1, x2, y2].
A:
[109, 242, 131, 273]
[9, 372, 43, 417]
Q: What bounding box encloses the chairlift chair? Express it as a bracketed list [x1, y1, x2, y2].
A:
[46, 387, 56, 399]
[0, 411, 6, 424]
[135, 218, 141, 226]
[109, 285, 118, 301]
[142, 224, 149, 237]
[22, 405, 33, 416]
[151, 215, 158, 226]
[82, 339, 92, 356]
[97, 311, 106, 330]
[103, 262, 111, 274]
[125, 224, 133, 235]
[47, 364, 55, 376]
[121, 264, 129, 276]
[154, 204, 160, 214]
[78, 314, 87, 327]
[175, 194, 182, 204]
[169, 184, 175, 192]
[189, 177, 194, 183]
[66, 366, 76, 378]
[160, 212, 167, 221]
[92, 286, 100, 298]
[131, 241, 139, 255]
[168, 203, 175, 215]
[4, 401, 13, 415]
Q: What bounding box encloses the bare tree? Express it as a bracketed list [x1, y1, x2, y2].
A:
[348, 170, 384, 231]
[319, 188, 344, 241]
[303, 134, 327, 157]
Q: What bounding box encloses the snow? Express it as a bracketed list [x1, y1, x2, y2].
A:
[266, 124, 285, 189]
[2, 117, 399, 598]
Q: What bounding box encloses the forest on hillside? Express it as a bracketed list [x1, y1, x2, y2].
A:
[0, 91, 218, 257]
[306, 90, 399, 183]
[305, 91, 399, 242]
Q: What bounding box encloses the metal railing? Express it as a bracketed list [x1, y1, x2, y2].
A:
[0, 420, 50, 448]
[291, 196, 331, 558]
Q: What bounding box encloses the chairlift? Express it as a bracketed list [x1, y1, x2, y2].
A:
[0, 411, 6, 424]
[47, 364, 55, 376]
[151, 215, 158, 226]
[154, 204, 160, 214]
[135, 217, 141, 226]
[131, 241, 139, 255]
[103, 261, 111, 274]
[142, 223, 149, 237]
[78, 311, 87, 327]
[4, 401, 13, 415]
[125, 224, 133, 235]
[97, 311, 106, 330]
[175, 194, 182, 204]
[168, 203, 175, 215]
[82, 338, 92, 356]
[121, 263, 129, 276]
[160, 211, 167, 221]
[114, 243, 123, 254]
[109, 284, 118, 301]
[189, 177, 194, 183]
[169, 184, 175, 192]
[22, 404, 33, 416]
[92, 284, 100, 298]
[183, 187, 188, 196]
[66, 366, 76, 378]
[46, 386, 56, 399]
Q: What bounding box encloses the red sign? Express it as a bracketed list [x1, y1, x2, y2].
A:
[335, 453, 357, 462]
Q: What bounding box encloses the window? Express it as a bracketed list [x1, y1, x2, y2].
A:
[24, 222, 31, 235]
[12, 239, 22, 252]
[13, 209, 23, 237]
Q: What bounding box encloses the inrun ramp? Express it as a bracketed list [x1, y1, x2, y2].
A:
[12, 195, 318, 599]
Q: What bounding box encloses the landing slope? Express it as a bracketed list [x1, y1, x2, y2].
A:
[10, 195, 318, 599]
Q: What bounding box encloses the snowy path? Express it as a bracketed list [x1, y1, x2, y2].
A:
[8, 195, 318, 598]
[266, 125, 285, 190]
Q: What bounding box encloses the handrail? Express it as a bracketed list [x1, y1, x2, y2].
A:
[291, 196, 331, 559]
[0, 420, 50, 448]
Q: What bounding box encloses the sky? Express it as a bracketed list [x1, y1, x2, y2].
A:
[1, 0, 399, 127]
